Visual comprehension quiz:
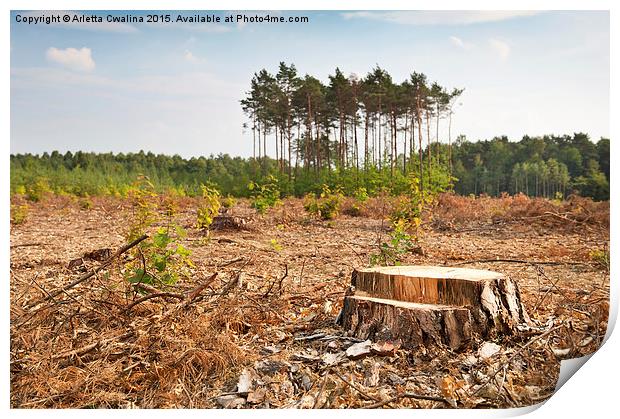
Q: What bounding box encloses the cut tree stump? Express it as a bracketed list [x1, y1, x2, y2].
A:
[337, 266, 531, 350]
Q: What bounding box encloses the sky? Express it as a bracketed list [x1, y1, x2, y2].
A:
[10, 10, 610, 158]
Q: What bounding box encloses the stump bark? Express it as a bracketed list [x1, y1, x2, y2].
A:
[337, 266, 530, 350]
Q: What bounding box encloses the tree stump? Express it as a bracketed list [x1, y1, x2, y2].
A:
[337, 266, 531, 350]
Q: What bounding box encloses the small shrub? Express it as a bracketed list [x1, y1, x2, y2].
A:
[354, 187, 369, 202]
[125, 226, 194, 287]
[10, 204, 29, 225]
[124, 176, 194, 288]
[197, 184, 221, 230]
[220, 194, 236, 209]
[248, 175, 281, 214]
[79, 195, 93, 210]
[26, 178, 52, 202]
[126, 176, 159, 242]
[369, 218, 416, 266]
[589, 248, 609, 271]
[304, 185, 343, 220]
[269, 238, 283, 252]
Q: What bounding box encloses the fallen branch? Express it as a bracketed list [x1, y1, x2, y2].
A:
[262, 264, 288, 298]
[362, 392, 449, 409]
[124, 291, 184, 312]
[52, 331, 134, 360]
[333, 370, 380, 402]
[10, 242, 48, 249]
[451, 258, 587, 266]
[161, 272, 218, 319]
[312, 368, 331, 409]
[26, 234, 148, 309]
[217, 257, 245, 268]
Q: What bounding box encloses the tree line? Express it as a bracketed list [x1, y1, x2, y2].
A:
[10, 133, 609, 201]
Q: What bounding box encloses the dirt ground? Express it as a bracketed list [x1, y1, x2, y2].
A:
[10, 195, 610, 408]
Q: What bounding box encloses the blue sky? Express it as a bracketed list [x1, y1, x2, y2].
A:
[10, 10, 609, 158]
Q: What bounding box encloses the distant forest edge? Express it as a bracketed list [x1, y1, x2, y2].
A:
[10, 133, 609, 201]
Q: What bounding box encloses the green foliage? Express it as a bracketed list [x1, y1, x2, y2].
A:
[125, 226, 193, 287]
[589, 248, 609, 271]
[269, 238, 283, 252]
[196, 184, 221, 230]
[124, 176, 194, 288]
[8, 132, 609, 201]
[303, 185, 344, 220]
[369, 218, 416, 266]
[26, 178, 52, 202]
[248, 175, 281, 214]
[390, 174, 436, 234]
[126, 176, 159, 242]
[220, 194, 236, 209]
[354, 187, 369, 202]
[79, 195, 94, 210]
[369, 174, 439, 266]
[10, 204, 29, 225]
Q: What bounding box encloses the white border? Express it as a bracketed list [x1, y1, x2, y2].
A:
[3, 1, 616, 418]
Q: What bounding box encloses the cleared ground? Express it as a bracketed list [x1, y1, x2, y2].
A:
[10, 195, 609, 408]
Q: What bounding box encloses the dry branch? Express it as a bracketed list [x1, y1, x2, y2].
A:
[124, 292, 184, 312]
[26, 234, 148, 309]
[363, 392, 449, 408]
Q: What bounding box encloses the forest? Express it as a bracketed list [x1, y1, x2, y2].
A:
[10, 133, 610, 201]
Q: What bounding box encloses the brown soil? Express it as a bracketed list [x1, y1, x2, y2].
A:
[10, 195, 609, 408]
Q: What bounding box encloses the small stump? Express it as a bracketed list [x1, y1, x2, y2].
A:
[337, 266, 530, 350]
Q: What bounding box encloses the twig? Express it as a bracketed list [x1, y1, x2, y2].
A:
[26, 234, 148, 309]
[362, 392, 449, 409]
[332, 370, 380, 402]
[218, 260, 250, 299]
[472, 323, 565, 397]
[278, 264, 288, 295]
[52, 331, 134, 360]
[124, 291, 184, 312]
[313, 368, 330, 408]
[343, 242, 366, 265]
[298, 258, 306, 286]
[187, 272, 218, 302]
[532, 267, 567, 311]
[451, 258, 587, 266]
[10, 242, 48, 249]
[161, 272, 219, 320]
[217, 257, 245, 268]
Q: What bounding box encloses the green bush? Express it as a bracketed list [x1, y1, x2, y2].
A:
[10, 204, 29, 225]
[124, 176, 194, 288]
[26, 178, 52, 202]
[369, 218, 416, 266]
[197, 184, 221, 230]
[248, 175, 281, 214]
[303, 185, 344, 220]
[220, 194, 236, 209]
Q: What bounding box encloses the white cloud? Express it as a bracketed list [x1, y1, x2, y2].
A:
[450, 36, 465, 48]
[449, 35, 477, 51]
[341, 11, 540, 26]
[489, 38, 511, 60]
[46, 47, 95, 72]
[184, 50, 198, 62]
[20, 11, 138, 33]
